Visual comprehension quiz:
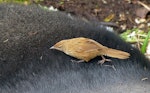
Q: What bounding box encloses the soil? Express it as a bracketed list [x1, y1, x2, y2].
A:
[40, 0, 150, 29]
[39, 0, 150, 32]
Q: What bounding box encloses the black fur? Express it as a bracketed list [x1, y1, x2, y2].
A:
[0, 4, 150, 93]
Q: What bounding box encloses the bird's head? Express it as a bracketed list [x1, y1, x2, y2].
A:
[50, 40, 66, 51]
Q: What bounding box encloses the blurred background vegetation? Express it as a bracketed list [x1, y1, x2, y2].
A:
[0, 0, 42, 4]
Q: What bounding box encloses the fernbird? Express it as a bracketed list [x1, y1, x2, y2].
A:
[50, 37, 130, 64]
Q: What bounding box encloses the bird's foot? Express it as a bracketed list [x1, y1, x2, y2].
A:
[71, 59, 85, 63]
[97, 56, 111, 65]
[97, 59, 111, 65]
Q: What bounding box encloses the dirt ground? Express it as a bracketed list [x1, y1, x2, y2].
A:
[39, 0, 150, 32]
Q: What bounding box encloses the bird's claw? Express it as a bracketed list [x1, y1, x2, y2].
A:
[97, 59, 111, 65]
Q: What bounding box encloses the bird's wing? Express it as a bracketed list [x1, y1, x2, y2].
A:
[63, 38, 107, 61]
[70, 39, 105, 54]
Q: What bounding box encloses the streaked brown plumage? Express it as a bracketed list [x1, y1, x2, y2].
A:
[50, 37, 130, 64]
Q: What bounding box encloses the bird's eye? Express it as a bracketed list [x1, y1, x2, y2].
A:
[57, 45, 62, 48]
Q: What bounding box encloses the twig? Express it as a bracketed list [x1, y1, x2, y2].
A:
[137, 1, 150, 11]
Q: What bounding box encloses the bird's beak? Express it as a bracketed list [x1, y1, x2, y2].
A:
[50, 46, 55, 49]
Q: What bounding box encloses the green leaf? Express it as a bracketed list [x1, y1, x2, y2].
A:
[141, 30, 150, 54]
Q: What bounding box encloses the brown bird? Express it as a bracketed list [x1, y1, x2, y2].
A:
[50, 37, 130, 64]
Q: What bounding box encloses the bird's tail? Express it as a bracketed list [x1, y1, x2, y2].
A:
[104, 48, 130, 59]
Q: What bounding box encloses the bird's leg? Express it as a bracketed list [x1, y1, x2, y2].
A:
[97, 55, 111, 65]
[71, 59, 85, 63]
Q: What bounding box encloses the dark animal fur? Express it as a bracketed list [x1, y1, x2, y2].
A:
[0, 4, 150, 93]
